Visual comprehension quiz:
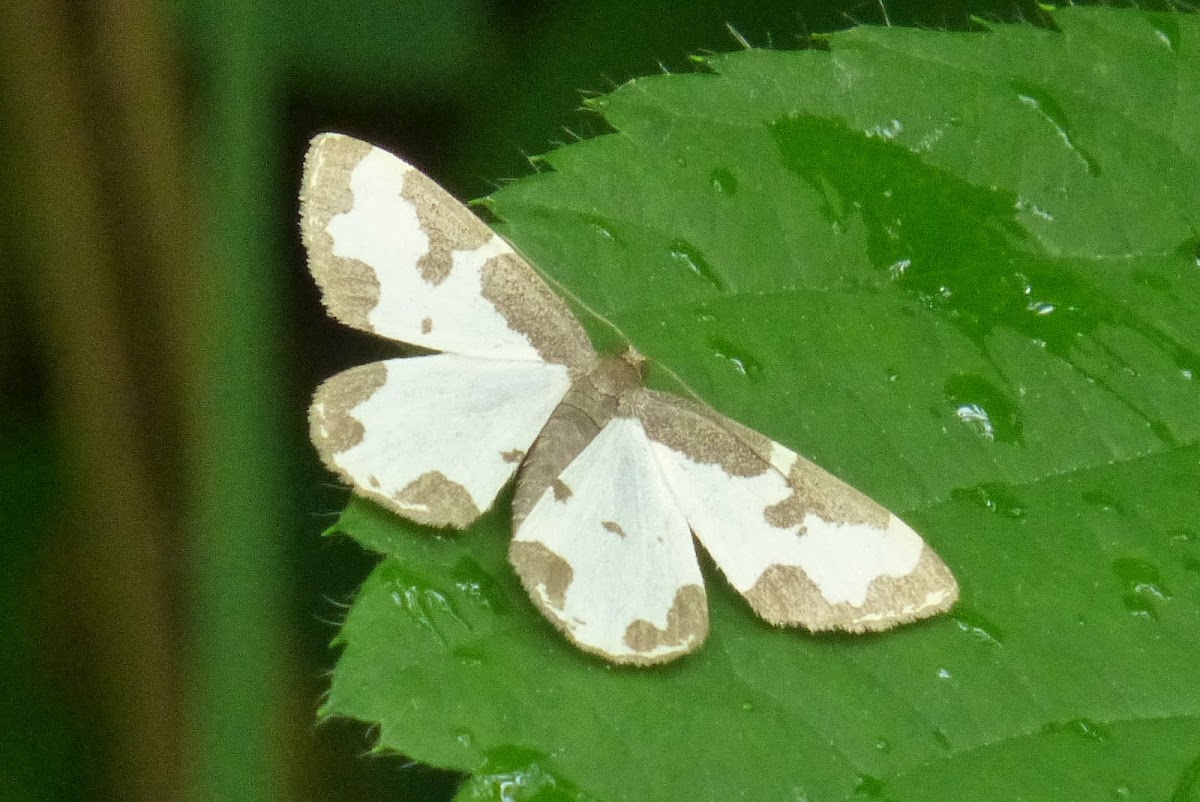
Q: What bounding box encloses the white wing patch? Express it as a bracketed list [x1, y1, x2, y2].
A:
[302, 133, 594, 369]
[510, 417, 708, 665]
[310, 354, 570, 528]
[328, 149, 535, 358]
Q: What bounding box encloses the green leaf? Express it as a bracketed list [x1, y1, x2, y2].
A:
[322, 8, 1200, 800]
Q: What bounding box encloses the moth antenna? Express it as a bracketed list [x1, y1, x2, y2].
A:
[522, 262, 705, 404]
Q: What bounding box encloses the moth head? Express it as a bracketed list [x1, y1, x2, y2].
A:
[619, 346, 647, 376]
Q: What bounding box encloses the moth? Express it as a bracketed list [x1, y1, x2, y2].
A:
[303, 132, 958, 665]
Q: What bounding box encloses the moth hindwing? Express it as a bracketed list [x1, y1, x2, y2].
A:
[303, 132, 959, 665]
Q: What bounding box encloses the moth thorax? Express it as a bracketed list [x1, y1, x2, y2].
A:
[589, 348, 645, 397]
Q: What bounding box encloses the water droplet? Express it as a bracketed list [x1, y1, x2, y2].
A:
[1132, 269, 1173, 292]
[1113, 557, 1171, 619]
[887, 258, 911, 280]
[452, 644, 487, 667]
[669, 238, 726, 290]
[864, 118, 903, 140]
[1027, 300, 1056, 316]
[1043, 718, 1111, 742]
[951, 607, 1006, 645]
[455, 729, 475, 748]
[451, 557, 510, 614]
[378, 562, 473, 645]
[1168, 527, 1197, 545]
[1075, 719, 1109, 742]
[741, 701, 754, 712]
[709, 336, 763, 381]
[1154, 26, 1177, 50]
[471, 747, 568, 800]
[874, 738, 891, 753]
[1112, 783, 1132, 799]
[1082, 489, 1126, 515]
[936, 667, 952, 680]
[710, 167, 738, 195]
[951, 482, 1026, 518]
[916, 125, 946, 151]
[944, 374, 1024, 444]
[854, 774, 886, 798]
[954, 403, 995, 440]
[1014, 196, 1055, 221]
[1113, 558, 1170, 597]
[1013, 81, 1101, 176]
[579, 214, 624, 247]
[390, 590, 442, 642]
[1148, 419, 1179, 446]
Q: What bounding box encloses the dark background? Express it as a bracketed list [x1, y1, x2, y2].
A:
[0, 0, 1103, 799]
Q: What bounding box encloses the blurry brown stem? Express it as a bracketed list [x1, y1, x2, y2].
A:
[0, 0, 186, 797]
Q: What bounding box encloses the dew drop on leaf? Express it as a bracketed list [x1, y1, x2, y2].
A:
[1154, 25, 1177, 50]
[709, 336, 763, 381]
[669, 238, 726, 290]
[1026, 300, 1056, 316]
[452, 557, 510, 614]
[1043, 718, 1111, 743]
[954, 403, 995, 440]
[1082, 488, 1126, 515]
[1168, 527, 1197, 545]
[944, 373, 1024, 444]
[951, 607, 1006, 645]
[1113, 557, 1171, 619]
[591, 222, 616, 241]
[710, 166, 738, 195]
[452, 645, 487, 668]
[932, 729, 952, 751]
[854, 774, 886, 798]
[950, 482, 1027, 518]
[887, 258, 911, 280]
[1012, 80, 1102, 176]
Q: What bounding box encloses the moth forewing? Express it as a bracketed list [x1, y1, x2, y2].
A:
[300, 132, 595, 369]
[630, 390, 958, 632]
